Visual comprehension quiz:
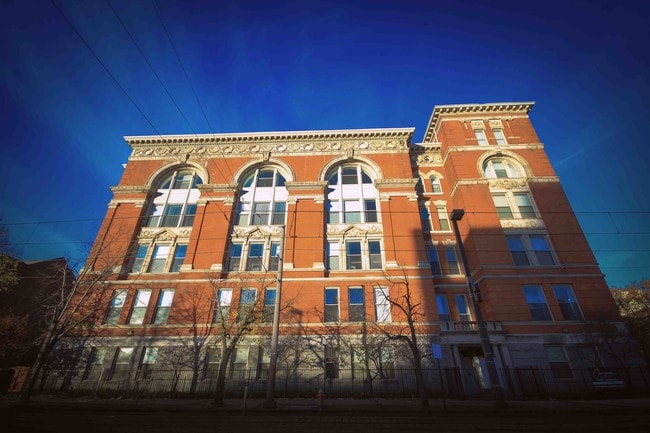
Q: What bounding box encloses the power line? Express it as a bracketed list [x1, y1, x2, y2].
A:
[49, 0, 162, 136]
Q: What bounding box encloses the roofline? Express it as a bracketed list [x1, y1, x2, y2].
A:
[124, 127, 415, 147]
[422, 102, 535, 143]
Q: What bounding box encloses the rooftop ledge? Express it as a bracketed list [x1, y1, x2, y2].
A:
[124, 127, 415, 146]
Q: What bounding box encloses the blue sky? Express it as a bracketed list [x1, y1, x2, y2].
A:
[1, 0, 648, 287]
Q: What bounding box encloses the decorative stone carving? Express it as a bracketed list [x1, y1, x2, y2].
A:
[232, 225, 284, 239]
[326, 224, 383, 236]
[414, 152, 443, 165]
[488, 119, 503, 128]
[470, 120, 484, 129]
[139, 227, 192, 240]
[500, 218, 544, 229]
[488, 178, 528, 190]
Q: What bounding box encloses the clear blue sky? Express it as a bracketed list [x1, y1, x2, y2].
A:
[1, 0, 648, 287]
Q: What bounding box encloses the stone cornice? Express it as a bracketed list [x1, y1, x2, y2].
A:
[423, 102, 535, 144]
[375, 178, 418, 189]
[285, 181, 328, 191]
[125, 128, 414, 159]
[110, 185, 150, 194]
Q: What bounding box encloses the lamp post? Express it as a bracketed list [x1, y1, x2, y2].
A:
[263, 225, 285, 408]
[450, 209, 507, 408]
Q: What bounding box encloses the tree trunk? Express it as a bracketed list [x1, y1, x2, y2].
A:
[19, 312, 58, 401]
[213, 345, 234, 406]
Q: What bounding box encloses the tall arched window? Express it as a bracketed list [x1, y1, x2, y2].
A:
[429, 175, 443, 194]
[236, 166, 288, 226]
[326, 164, 379, 224]
[145, 169, 203, 228]
[483, 157, 524, 179]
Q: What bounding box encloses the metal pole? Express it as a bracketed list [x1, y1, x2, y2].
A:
[263, 225, 285, 408]
[450, 211, 507, 408]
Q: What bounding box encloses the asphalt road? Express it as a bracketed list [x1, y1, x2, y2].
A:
[4, 408, 649, 433]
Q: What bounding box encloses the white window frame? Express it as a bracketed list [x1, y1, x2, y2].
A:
[326, 164, 379, 225]
[445, 246, 461, 275]
[507, 234, 557, 267]
[145, 169, 202, 228]
[324, 287, 340, 322]
[328, 238, 384, 271]
[483, 158, 524, 179]
[128, 289, 152, 325]
[236, 167, 287, 226]
[553, 285, 584, 321]
[214, 288, 233, 323]
[429, 176, 443, 194]
[493, 128, 507, 145]
[523, 285, 553, 321]
[153, 289, 175, 325]
[474, 129, 488, 146]
[427, 245, 442, 276]
[492, 192, 538, 220]
[374, 286, 391, 322]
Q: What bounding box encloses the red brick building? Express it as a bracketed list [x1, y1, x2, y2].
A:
[63, 102, 644, 397]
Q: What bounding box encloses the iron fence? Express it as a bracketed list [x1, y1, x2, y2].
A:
[18, 364, 649, 399]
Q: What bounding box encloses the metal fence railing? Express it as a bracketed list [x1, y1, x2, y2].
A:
[6, 365, 649, 399]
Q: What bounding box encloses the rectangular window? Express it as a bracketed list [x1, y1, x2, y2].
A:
[379, 347, 396, 379]
[341, 167, 358, 184]
[252, 202, 270, 225]
[181, 204, 197, 227]
[257, 170, 273, 187]
[327, 242, 340, 270]
[507, 235, 531, 266]
[170, 245, 187, 272]
[419, 204, 432, 232]
[111, 347, 133, 380]
[523, 285, 552, 321]
[348, 287, 366, 322]
[204, 347, 222, 379]
[374, 286, 391, 322]
[228, 243, 243, 271]
[364, 200, 378, 223]
[153, 289, 175, 324]
[105, 290, 127, 325]
[214, 289, 232, 323]
[146, 205, 163, 227]
[530, 235, 556, 265]
[514, 193, 536, 218]
[324, 287, 339, 322]
[237, 288, 256, 322]
[269, 242, 281, 271]
[328, 200, 341, 224]
[436, 206, 450, 231]
[545, 345, 573, 379]
[475, 129, 488, 146]
[445, 246, 460, 274]
[139, 347, 158, 380]
[131, 245, 148, 273]
[115, 347, 133, 365]
[492, 194, 514, 219]
[427, 245, 441, 275]
[324, 346, 339, 379]
[553, 285, 583, 321]
[257, 347, 271, 380]
[455, 294, 471, 321]
[236, 202, 251, 226]
[162, 204, 182, 227]
[230, 347, 249, 379]
[436, 294, 450, 322]
[368, 240, 382, 269]
[271, 202, 286, 225]
[246, 243, 264, 271]
[264, 288, 276, 322]
[346, 241, 362, 269]
[343, 200, 362, 223]
[147, 245, 170, 273]
[90, 347, 106, 366]
[493, 128, 507, 145]
[128, 289, 152, 325]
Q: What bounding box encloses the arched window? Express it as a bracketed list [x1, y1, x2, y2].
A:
[145, 169, 202, 228]
[483, 157, 524, 179]
[326, 164, 379, 224]
[236, 167, 288, 226]
[429, 176, 443, 194]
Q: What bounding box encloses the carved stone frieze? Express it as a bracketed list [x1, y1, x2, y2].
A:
[470, 120, 484, 129]
[326, 223, 383, 236]
[500, 218, 545, 229]
[129, 138, 409, 159]
[139, 227, 192, 240]
[488, 178, 528, 190]
[488, 119, 504, 128]
[231, 225, 284, 239]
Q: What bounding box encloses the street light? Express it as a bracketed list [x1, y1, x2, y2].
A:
[450, 209, 507, 408]
[263, 225, 285, 408]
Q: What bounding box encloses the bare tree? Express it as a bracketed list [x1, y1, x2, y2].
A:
[209, 271, 276, 406]
[18, 241, 123, 400]
[154, 285, 216, 394]
[374, 269, 429, 407]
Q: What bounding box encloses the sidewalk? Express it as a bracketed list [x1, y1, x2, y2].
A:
[2, 394, 649, 414]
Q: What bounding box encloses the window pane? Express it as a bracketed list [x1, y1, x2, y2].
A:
[475, 129, 488, 146]
[492, 194, 514, 219]
[348, 287, 365, 322]
[427, 246, 441, 275]
[147, 245, 170, 273]
[162, 205, 182, 227]
[327, 242, 340, 270]
[170, 245, 187, 272]
[523, 286, 552, 321]
[530, 235, 555, 265]
[368, 240, 382, 269]
[430, 176, 442, 194]
[507, 236, 530, 266]
[446, 246, 460, 274]
[346, 241, 362, 269]
[419, 205, 431, 232]
[341, 167, 358, 184]
[455, 294, 471, 321]
[131, 245, 148, 273]
[129, 290, 151, 325]
[436, 294, 450, 321]
[364, 200, 378, 223]
[228, 244, 242, 271]
[264, 288, 276, 322]
[325, 288, 339, 322]
[437, 206, 450, 231]
[374, 286, 390, 322]
[493, 129, 507, 145]
[252, 202, 270, 225]
[257, 170, 274, 187]
[344, 200, 362, 223]
[182, 204, 197, 226]
[246, 243, 264, 271]
[553, 285, 583, 320]
[147, 205, 163, 227]
[514, 193, 535, 218]
[272, 202, 286, 225]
